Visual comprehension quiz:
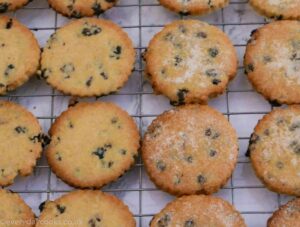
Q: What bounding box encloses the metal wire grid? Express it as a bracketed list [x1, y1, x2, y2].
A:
[1, 0, 286, 226]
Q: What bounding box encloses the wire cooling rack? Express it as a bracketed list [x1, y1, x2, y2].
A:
[0, 0, 295, 226]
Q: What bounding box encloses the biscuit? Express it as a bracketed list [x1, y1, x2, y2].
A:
[158, 0, 229, 16]
[48, 0, 118, 18]
[244, 20, 300, 105]
[145, 20, 238, 105]
[249, 106, 300, 196]
[249, 0, 300, 20]
[0, 16, 40, 95]
[36, 190, 135, 227]
[0, 0, 30, 13]
[41, 18, 135, 97]
[0, 101, 43, 186]
[150, 195, 246, 227]
[0, 189, 35, 227]
[267, 198, 300, 227]
[47, 102, 140, 188]
[142, 105, 238, 196]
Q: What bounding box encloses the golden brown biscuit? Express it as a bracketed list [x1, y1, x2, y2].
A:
[0, 16, 40, 95]
[48, 0, 118, 18]
[145, 20, 238, 105]
[249, 0, 300, 20]
[36, 190, 135, 227]
[268, 198, 300, 227]
[47, 102, 140, 188]
[142, 105, 238, 196]
[0, 189, 35, 227]
[150, 195, 246, 227]
[0, 101, 43, 186]
[0, 0, 30, 13]
[41, 18, 135, 97]
[244, 20, 300, 105]
[158, 0, 229, 16]
[249, 106, 300, 196]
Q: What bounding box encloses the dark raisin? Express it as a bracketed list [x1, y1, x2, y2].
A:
[276, 161, 284, 169]
[6, 18, 13, 29]
[179, 11, 190, 16]
[212, 79, 221, 85]
[86, 76, 93, 87]
[0, 3, 9, 13]
[39, 201, 46, 212]
[100, 72, 108, 80]
[4, 64, 14, 76]
[212, 132, 220, 139]
[164, 32, 173, 41]
[289, 122, 300, 131]
[269, 100, 282, 107]
[263, 56, 272, 63]
[15, 126, 27, 134]
[185, 220, 195, 227]
[119, 149, 127, 155]
[71, 10, 82, 18]
[171, 89, 189, 106]
[92, 144, 112, 160]
[56, 204, 66, 214]
[29, 133, 51, 148]
[107, 161, 114, 168]
[82, 25, 102, 36]
[174, 55, 183, 66]
[205, 128, 212, 137]
[264, 129, 270, 136]
[55, 152, 62, 161]
[272, 14, 283, 20]
[92, 3, 104, 15]
[156, 161, 166, 171]
[40, 68, 52, 79]
[245, 64, 254, 74]
[208, 48, 219, 58]
[209, 150, 217, 157]
[111, 117, 118, 124]
[197, 175, 206, 184]
[60, 63, 75, 74]
[196, 31, 207, 38]
[157, 214, 170, 227]
[205, 69, 218, 77]
[185, 156, 193, 163]
[88, 215, 101, 227]
[113, 46, 122, 55]
[178, 25, 187, 33]
[110, 46, 122, 59]
[246, 133, 260, 157]
[290, 141, 300, 155]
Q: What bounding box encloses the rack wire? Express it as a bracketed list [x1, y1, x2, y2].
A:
[1, 0, 294, 226]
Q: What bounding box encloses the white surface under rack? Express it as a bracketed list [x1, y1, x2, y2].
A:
[1, 0, 295, 226]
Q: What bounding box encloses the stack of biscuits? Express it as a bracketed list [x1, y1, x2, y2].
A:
[0, 0, 299, 226]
